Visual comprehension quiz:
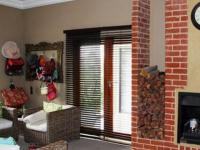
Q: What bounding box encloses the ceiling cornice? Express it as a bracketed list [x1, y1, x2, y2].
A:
[0, 0, 23, 9]
[22, 0, 74, 9]
[0, 0, 74, 9]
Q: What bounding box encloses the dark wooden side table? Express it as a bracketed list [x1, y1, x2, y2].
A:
[36, 140, 68, 150]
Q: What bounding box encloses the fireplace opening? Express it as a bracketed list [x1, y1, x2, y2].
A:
[177, 92, 200, 145]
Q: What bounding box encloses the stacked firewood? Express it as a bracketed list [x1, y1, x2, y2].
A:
[138, 65, 165, 139]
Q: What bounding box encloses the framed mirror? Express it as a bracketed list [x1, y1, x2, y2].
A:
[25, 42, 64, 83]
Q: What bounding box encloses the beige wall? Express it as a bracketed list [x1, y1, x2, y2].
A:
[0, 0, 166, 107]
[23, 0, 132, 43]
[0, 6, 25, 93]
[150, 0, 165, 71]
[23, 0, 132, 107]
[188, 0, 200, 90]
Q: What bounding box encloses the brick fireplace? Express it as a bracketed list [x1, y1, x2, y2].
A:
[130, 0, 198, 149]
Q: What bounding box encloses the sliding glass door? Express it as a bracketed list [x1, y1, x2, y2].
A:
[104, 39, 131, 140]
[65, 26, 131, 141]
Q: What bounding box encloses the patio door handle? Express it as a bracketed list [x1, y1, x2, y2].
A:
[108, 81, 112, 88]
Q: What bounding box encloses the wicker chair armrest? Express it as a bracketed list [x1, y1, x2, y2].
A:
[45, 108, 69, 142]
[23, 107, 43, 117]
[2, 107, 18, 140]
[46, 108, 68, 128]
[2, 106, 17, 122]
[46, 106, 75, 118]
[46, 107, 77, 130]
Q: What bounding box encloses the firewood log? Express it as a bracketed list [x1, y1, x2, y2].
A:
[138, 67, 165, 140]
[140, 65, 158, 78]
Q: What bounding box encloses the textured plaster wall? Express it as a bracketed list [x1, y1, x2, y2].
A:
[0, 0, 166, 107]
[0, 5, 25, 96]
[23, 0, 132, 107]
[188, 0, 200, 91]
[150, 0, 165, 71]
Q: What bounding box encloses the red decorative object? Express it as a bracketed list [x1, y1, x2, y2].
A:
[5, 58, 24, 76]
[7, 58, 24, 66]
[47, 82, 57, 101]
[28, 144, 37, 150]
[43, 58, 56, 75]
[1, 88, 28, 108]
[39, 55, 46, 67]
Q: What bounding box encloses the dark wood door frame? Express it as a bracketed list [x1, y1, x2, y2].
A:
[104, 38, 114, 137]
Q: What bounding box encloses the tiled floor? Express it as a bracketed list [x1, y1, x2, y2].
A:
[18, 136, 131, 150]
[69, 138, 131, 150]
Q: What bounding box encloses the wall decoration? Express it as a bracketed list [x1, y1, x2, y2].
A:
[191, 2, 200, 30]
[1, 41, 24, 76]
[25, 42, 63, 83]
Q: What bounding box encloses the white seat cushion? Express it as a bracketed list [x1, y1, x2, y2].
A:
[26, 120, 47, 132]
[23, 110, 46, 124]
[0, 144, 20, 150]
[0, 118, 13, 130]
[62, 105, 73, 109]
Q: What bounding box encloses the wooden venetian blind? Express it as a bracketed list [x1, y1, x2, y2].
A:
[65, 30, 103, 135]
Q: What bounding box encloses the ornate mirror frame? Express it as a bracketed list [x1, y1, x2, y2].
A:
[25, 42, 64, 83]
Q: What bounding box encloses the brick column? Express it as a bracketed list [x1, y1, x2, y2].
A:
[165, 0, 188, 143]
[132, 0, 150, 149]
[132, 0, 189, 149]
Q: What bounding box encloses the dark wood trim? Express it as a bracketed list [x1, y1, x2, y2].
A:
[106, 132, 131, 141]
[104, 38, 114, 138]
[81, 127, 131, 141]
[81, 127, 103, 136]
[64, 25, 131, 34]
[25, 42, 63, 52]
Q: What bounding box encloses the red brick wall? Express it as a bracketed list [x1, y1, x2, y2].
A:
[165, 0, 188, 145]
[132, 0, 151, 149]
[132, 0, 190, 149]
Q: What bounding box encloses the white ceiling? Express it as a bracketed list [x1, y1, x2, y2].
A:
[0, 0, 74, 9]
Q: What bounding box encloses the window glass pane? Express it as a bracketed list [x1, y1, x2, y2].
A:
[119, 44, 132, 113]
[113, 44, 132, 114]
[80, 44, 104, 130]
[113, 43, 132, 134]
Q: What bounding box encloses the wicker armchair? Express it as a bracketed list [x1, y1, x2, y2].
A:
[24, 106, 80, 146]
[0, 106, 18, 140]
